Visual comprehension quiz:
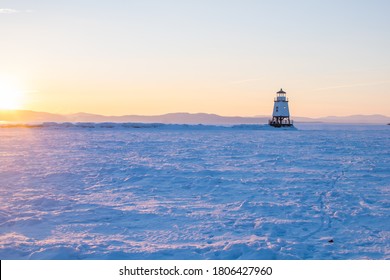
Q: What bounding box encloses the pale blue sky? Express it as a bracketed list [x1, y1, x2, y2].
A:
[0, 0, 389, 116]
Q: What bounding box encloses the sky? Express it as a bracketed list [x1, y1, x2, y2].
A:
[0, 0, 389, 117]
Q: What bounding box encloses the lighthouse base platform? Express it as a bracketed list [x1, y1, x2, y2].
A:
[268, 119, 294, 128]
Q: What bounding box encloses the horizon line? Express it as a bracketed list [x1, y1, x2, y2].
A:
[0, 109, 389, 119]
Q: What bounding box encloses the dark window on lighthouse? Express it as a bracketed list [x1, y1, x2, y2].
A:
[276, 106, 279, 112]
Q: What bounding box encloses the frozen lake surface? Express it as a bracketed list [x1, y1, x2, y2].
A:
[0, 123, 389, 259]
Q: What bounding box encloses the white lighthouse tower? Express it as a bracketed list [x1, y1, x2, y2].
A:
[269, 88, 293, 127]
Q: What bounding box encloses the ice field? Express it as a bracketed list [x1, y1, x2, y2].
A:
[0, 123, 389, 259]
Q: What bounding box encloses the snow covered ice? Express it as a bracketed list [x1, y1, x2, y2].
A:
[0, 123, 389, 259]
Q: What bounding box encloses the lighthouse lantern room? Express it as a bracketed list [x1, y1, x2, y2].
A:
[269, 88, 293, 127]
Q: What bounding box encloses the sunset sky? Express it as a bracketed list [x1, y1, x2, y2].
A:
[0, 0, 389, 117]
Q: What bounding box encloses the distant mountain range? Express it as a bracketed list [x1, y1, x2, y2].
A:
[0, 110, 389, 124]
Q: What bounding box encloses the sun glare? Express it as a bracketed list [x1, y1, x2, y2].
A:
[0, 79, 24, 110]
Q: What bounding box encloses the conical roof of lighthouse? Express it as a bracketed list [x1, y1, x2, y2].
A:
[277, 88, 286, 94]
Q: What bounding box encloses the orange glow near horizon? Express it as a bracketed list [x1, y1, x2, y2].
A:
[0, 78, 24, 110]
[19, 83, 389, 118]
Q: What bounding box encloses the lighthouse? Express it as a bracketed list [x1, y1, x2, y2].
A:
[269, 88, 293, 127]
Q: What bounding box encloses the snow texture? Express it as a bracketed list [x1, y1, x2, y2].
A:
[0, 123, 389, 259]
